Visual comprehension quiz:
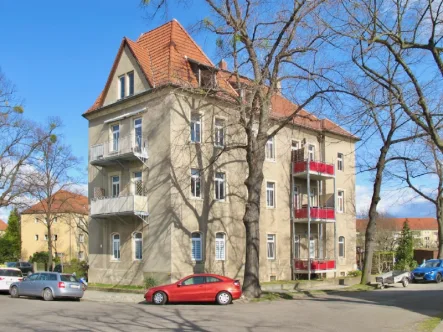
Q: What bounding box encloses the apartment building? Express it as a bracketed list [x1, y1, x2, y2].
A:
[21, 191, 88, 262]
[84, 20, 358, 285]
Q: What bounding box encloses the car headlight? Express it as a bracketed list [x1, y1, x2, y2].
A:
[426, 270, 436, 275]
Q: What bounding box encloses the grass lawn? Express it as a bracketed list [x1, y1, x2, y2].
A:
[417, 316, 443, 332]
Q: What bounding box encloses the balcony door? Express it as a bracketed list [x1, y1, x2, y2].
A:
[134, 118, 142, 153]
[111, 176, 120, 197]
[132, 171, 143, 196]
[309, 236, 316, 259]
[111, 124, 120, 152]
[292, 183, 300, 209]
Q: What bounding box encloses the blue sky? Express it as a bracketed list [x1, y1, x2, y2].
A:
[0, 0, 435, 220]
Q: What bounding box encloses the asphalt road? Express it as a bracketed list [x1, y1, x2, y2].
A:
[1, 283, 443, 332]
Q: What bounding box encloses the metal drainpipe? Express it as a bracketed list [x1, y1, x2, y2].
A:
[290, 160, 294, 280]
[307, 158, 311, 280]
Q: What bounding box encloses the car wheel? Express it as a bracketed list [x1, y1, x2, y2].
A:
[153, 291, 167, 305]
[402, 278, 409, 287]
[43, 288, 54, 301]
[10, 286, 19, 298]
[436, 273, 442, 284]
[216, 291, 232, 305]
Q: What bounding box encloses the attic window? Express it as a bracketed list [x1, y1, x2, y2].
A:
[190, 61, 217, 89]
[118, 71, 135, 100]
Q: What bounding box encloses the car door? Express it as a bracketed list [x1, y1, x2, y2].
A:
[31, 273, 49, 296]
[20, 273, 40, 296]
[204, 276, 224, 301]
[175, 276, 207, 302]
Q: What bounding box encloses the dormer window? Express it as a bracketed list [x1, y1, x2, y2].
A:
[118, 71, 135, 100]
[189, 59, 217, 89]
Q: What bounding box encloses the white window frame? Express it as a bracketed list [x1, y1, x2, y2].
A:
[133, 117, 143, 151]
[44, 234, 48, 241]
[309, 187, 317, 207]
[79, 234, 85, 243]
[112, 233, 121, 261]
[267, 234, 276, 260]
[215, 232, 226, 261]
[294, 234, 300, 259]
[133, 232, 143, 260]
[191, 232, 203, 261]
[339, 236, 345, 258]
[110, 123, 120, 153]
[266, 181, 276, 208]
[308, 144, 315, 161]
[214, 172, 226, 201]
[118, 75, 126, 100]
[127, 71, 135, 96]
[34, 218, 38, 224]
[35, 234, 39, 241]
[190, 113, 202, 143]
[337, 190, 345, 213]
[291, 140, 300, 151]
[337, 153, 344, 171]
[214, 118, 225, 147]
[191, 168, 202, 198]
[52, 234, 58, 241]
[111, 175, 120, 197]
[78, 251, 85, 261]
[265, 136, 276, 161]
[293, 183, 300, 210]
[132, 170, 143, 196]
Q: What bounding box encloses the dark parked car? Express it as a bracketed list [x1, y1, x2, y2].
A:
[6, 262, 34, 275]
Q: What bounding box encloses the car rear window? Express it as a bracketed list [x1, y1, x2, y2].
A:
[60, 274, 78, 282]
[6, 262, 17, 268]
[0, 269, 23, 277]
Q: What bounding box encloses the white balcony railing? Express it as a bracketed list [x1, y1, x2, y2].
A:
[91, 195, 148, 216]
[90, 134, 148, 163]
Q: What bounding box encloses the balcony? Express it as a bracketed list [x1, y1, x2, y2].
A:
[294, 259, 336, 273]
[293, 160, 334, 180]
[91, 195, 148, 217]
[90, 134, 148, 166]
[294, 207, 335, 222]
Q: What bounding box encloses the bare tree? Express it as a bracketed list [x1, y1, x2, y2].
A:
[25, 137, 82, 270]
[0, 70, 58, 208]
[143, 0, 346, 298]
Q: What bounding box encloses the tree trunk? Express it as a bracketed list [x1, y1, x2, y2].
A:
[437, 197, 443, 259]
[47, 223, 53, 272]
[361, 147, 388, 284]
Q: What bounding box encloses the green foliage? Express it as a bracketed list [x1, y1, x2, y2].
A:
[394, 221, 417, 271]
[30, 251, 49, 264]
[216, 37, 223, 49]
[62, 259, 88, 278]
[347, 270, 362, 277]
[0, 209, 21, 263]
[49, 134, 57, 143]
[12, 105, 23, 113]
[144, 275, 159, 289]
[203, 17, 213, 28]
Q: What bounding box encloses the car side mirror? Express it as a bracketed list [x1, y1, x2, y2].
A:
[177, 283, 181, 287]
[22, 277, 27, 281]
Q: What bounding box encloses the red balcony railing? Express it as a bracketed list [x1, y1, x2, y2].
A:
[294, 207, 335, 220]
[294, 259, 336, 271]
[293, 160, 335, 176]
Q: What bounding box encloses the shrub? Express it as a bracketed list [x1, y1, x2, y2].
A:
[144, 275, 159, 289]
[347, 270, 362, 277]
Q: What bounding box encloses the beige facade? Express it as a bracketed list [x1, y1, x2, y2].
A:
[21, 213, 88, 263]
[85, 25, 357, 286]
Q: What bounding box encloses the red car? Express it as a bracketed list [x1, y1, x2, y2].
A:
[145, 273, 242, 305]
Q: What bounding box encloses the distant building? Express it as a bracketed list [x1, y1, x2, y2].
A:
[356, 218, 438, 249]
[21, 190, 89, 263]
[0, 219, 7, 237]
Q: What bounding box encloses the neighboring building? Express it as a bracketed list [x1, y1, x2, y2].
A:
[21, 190, 89, 263]
[84, 20, 358, 285]
[0, 219, 7, 237]
[356, 218, 439, 249]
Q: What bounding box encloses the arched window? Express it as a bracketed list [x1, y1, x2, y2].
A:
[112, 234, 120, 260]
[215, 232, 226, 261]
[133, 232, 143, 260]
[339, 236, 345, 258]
[191, 232, 202, 261]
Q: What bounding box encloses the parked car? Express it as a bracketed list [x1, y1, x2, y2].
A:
[411, 259, 443, 283]
[6, 262, 34, 275]
[9, 272, 84, 301]
[0, 268, 23, 291]
[144, 273, 242, 305]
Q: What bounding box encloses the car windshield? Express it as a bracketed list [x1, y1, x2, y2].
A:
[60, 274, 78, 282]
[5, 262, 17, 268]
[423, 261, 441, 268]
[0, 269, 22, 277]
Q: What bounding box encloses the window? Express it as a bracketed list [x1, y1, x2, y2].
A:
[112, 234, 120, 260]
[265, 137, 275, 160]
[111, 176, 120, 197]
[190, 113, 201, 143]
[337, 190, 344, 213]
[339, 236, 345, 257]
[111, 124, 120, 152]
[133, 171, 143, 195]
[191, 232, 202, 261]
[308, 144, 315, 161]
[214, 118, 225, 147]
[267, 234, 276, 260]
[35, 235, 39, 241]
[337, 153, 344, 171]
[206, 276, 222, 283]
[266, 182, 275, 208]
[182, 276, 205, 285]
[44, 234, 48, 241]
[78, 251, 84, 260]
[53, 217, 57, 223]
[52, 234, 58, 241]
[214, 172, 226, 201]
[119, 75, 125, 99]
[191, 169, 201, 198]
[133, 232, 143, 260]
[291, 140, 300, 151]
[79, 234, 85, 243]
[34, 218, 38, 224]
[294, 235, 300, 259]
[215, 232, 226, 261]
[293, 184, 300, 209]
[309, 187, 317, 207]
[133, 118, 143, 151]
[128, 71, 134, 96]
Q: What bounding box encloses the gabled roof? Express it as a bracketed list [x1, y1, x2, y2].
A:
[22, 190, 88, 216]
[0, 219, 7, 232]
[84, 20, 357, 140]
[356, 218, 438, 233]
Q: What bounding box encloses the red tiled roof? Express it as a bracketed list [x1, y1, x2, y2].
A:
[22, 190, 88, 215]
[356, 218, 438, 233]
[0, 219, 7, 231]
[84, 20, 356, 140]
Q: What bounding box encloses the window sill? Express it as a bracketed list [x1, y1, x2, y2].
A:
[110, 260, 121, 263]
[190, 197, 203, 201]
[266, 206, 276, 210]
[265, 159, 277, 163]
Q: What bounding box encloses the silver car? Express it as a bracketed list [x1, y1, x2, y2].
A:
[9, 272, 84, 301]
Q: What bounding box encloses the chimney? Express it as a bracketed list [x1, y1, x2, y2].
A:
[218, 59, 228, 70]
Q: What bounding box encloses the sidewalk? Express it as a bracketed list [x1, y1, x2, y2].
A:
[82, 290, 145, 303]
[433, 320, 443, 332]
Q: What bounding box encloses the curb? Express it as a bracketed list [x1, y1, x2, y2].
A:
[87, 287, 145, 294]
